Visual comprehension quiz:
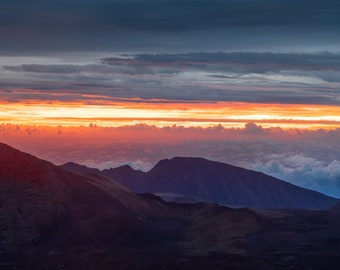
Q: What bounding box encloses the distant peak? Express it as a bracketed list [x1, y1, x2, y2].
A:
[119, 164, 134, 169]
[61, 161, 81, 167]
[157, 156, 208, 164]
[60, 161, 100, 175]
[153, 157, 215, 168]
[107, 164, 135, 172]
[171, 157, 209, 162]
[61, 162, 95, 169]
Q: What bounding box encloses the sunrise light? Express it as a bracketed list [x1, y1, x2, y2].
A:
[0, 100, 339, 129]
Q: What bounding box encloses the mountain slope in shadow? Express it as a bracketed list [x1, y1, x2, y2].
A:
[3, 143, 340, 269]
[0, 143, 261, 269]
[62, 157, 338, 209]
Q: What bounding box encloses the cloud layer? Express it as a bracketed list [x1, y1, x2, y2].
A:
[1, 52, 340, 106]
[1, 0, 340, 52]
[245, 155, 340, 198]
[1, 2, 339, 200]
[1, 123, 339, 197]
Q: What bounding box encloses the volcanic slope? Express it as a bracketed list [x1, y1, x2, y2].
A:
[2, 143, 340, 269]
[62, 157, 339, 209]
[0, 143, 263, 269]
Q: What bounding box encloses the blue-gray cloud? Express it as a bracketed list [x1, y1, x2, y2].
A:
[1, 52, 340, 105]
[1, 0, 340, 52]
[244, 155, 340, 198]
[2, 0, 340, 31]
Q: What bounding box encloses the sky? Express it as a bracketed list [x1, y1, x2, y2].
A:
[0, 0, 340, 197]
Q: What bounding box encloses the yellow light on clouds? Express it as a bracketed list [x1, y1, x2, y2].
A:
[0, 100, 339, 129]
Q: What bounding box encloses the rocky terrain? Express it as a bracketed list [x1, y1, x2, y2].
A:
[2, 142, 340, 269]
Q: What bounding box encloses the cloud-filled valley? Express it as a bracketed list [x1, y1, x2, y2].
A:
[1, 123, 339, 197]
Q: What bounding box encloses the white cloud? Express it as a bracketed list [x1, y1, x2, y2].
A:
[243, 154, 340, 198]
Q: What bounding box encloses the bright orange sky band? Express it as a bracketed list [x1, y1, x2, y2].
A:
[1, 100, 339, 130]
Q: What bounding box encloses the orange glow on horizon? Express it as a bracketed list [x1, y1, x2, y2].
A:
[0, 100, 339, 130]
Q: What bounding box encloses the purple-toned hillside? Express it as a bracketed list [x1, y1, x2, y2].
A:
[2, 142, 340, 269]
[63, 157, 338, 210]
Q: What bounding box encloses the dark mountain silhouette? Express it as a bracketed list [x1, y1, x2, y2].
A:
[0, 142, 262, 269]
[3, 143, 340, 269]
[0, 143, 152, 264]
[62, 157, 338, 210]
[61, 161, 100, 175]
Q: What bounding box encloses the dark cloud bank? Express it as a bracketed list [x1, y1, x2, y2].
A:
[2, 51, 340, 105]
[1, 0, 340, 52]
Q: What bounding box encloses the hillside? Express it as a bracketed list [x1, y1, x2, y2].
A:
[63, 157, 338, 209]
[2, 143, 340, 269]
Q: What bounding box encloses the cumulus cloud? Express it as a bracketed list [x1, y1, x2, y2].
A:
[244, 155, 340, 198]
[244, 122, 264, 134]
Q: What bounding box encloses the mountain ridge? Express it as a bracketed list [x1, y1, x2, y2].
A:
[3, 142, 340, 269]
[61, 156, 338, 210]
[0, 142, 265, 268]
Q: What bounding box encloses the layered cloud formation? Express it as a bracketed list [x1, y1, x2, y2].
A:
[1, 0, 340, 199]
[1, 52, 340, 105]
[1, 123, 339, 197]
